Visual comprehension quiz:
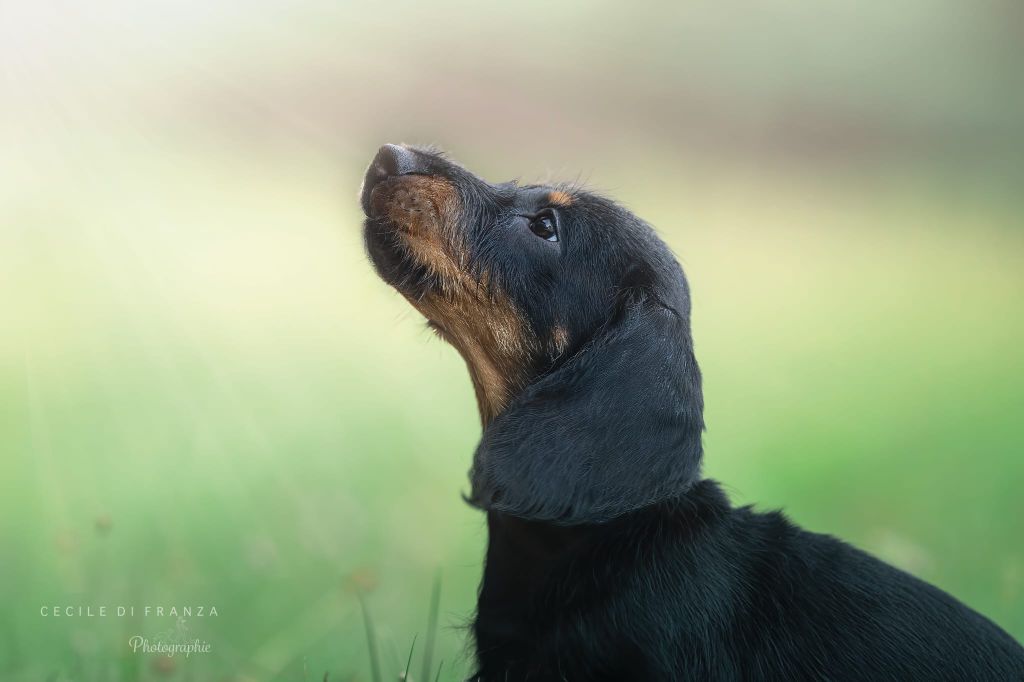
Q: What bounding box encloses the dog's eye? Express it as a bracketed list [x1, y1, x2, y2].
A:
[528, 213, 558, 242]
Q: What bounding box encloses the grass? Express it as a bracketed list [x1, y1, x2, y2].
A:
[1, 137, 1022, 679]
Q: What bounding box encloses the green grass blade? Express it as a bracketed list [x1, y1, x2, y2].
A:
[357, 593, 382, 682]
[420, 570, 442, 682]
[401, 634, 417, 680]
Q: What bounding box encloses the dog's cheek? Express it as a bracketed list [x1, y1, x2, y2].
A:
[402, 233, 464, 283]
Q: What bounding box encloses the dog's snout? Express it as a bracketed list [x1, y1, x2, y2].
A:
[374, 144, 420, 176]
[360, 144, 423, 216]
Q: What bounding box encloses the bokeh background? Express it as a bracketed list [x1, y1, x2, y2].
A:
[2, 1, 1022, 679]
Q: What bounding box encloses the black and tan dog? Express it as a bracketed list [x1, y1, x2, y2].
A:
[358, 144, 1024, 681]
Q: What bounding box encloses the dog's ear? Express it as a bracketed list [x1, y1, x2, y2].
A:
[468, 286, 704, 524]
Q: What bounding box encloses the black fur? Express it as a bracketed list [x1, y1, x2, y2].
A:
[359, 145, 1024, 680]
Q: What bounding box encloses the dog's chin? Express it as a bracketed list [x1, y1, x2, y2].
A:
[362, 216, 432, 299]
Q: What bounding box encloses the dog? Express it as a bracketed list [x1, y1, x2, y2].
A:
[358, 144, 1024, 681]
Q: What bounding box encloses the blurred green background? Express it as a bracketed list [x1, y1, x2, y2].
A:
[2, 1, 1022, 679]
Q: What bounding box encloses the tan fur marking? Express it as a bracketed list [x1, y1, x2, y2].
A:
[550, 324, 570, 355]
[409, 290, 535, 425]
[548, 190, 573, 207]
[379, 175, 537, 424]
[382, 177, 460, 274]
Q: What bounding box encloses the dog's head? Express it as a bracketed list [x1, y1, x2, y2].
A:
[360, 144, 703, 523]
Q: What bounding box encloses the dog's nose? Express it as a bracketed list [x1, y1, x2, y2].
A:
[372, 144, 419, 177]
[360, 144, 421, 216]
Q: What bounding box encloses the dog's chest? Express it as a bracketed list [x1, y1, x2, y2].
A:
[472, 513, 659, 681]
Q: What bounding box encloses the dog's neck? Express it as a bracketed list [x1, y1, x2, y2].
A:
[442, 313, 534, 426]
[474, 482, 728, 678]
[487, 512, 593, 557]
[477, 512, 596, 621]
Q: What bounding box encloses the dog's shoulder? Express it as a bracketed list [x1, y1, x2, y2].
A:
[479, 480, 1024, 680]
[682, 485, 1024, 680]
